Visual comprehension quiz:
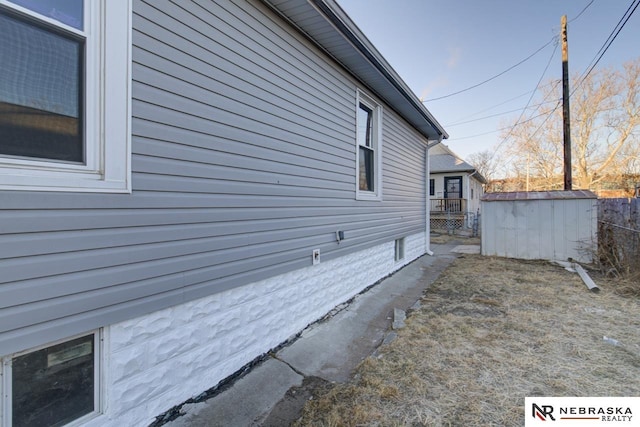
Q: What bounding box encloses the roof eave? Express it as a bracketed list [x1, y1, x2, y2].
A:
[262, 0, 448, 141]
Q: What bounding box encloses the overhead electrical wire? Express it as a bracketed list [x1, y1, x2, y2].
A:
[456, 89, 537, 120]
[424, 0, 594, 108]
[445, 99, 559, 128]
[442, 0, 597, 146]
[497, 99, 562, 167]
[487, 41, 560, 159]
[572, 0, 640, 94]
[447, 80, 560, 124]
[568, 0, 595, 23]
[496, 0, 635, 145]
[505, 0, 640, 155]
[418, 0, 610, 148]
[421, 37, 556, 102]
[445, 77, 560, 144]
[422, 0, 596, 137]
[482, 0, 637, 164]
[446, 109, 560, 140]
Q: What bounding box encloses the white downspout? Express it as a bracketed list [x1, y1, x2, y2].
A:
[425, 138, 442, 256]
[468, 170, 480, 228]
[465, 174, 471, 228]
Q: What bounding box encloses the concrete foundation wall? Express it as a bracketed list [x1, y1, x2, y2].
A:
[82, 232, 425, 426]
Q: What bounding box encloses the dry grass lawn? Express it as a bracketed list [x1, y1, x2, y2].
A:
[294, 255, 640, 426]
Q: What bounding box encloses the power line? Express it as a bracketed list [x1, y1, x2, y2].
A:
[448, 80, 559, 123]
[447, 129, 502, 141]
[446, 109, 559, 140]
[456, 89, 536, 119]
[481, 0, 637, 169]
[520, 101, 562, 150]
[573, 0, 640, 93]
[445, 99, 559, 128]
[489, 42, 560, 158]
[421, 37, 556, 102]
[422, 1, 595, 104]
[493, 98, 563, 173]
[568, 0, 595, 23]
[448, 80, 561, 141]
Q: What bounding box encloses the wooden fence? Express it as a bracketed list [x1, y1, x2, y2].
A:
[597, 198, 640, 274]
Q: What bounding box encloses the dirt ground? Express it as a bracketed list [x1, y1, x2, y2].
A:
[429, 232, 480, 246]
[293, 254, 640, 426]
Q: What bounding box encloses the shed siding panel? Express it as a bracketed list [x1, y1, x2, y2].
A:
[0, 0, 428, 353]
[481, 197, 596, 262]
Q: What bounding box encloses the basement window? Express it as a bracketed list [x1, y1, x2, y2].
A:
[394, 237, 405, 262]
[1, 332, 101, 426]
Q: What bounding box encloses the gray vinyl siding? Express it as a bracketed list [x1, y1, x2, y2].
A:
[0, 0, 428, 355]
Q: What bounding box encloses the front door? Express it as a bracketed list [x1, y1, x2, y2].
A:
[444, 176, 463, 211]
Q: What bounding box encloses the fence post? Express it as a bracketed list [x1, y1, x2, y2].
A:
[473, 209, 480, 237]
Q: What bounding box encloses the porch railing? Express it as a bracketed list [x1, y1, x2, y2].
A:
[430, 198, 466, 213]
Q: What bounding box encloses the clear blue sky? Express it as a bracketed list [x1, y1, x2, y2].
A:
[337, 0, 640, 161]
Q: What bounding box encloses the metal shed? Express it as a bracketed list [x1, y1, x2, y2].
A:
[481, 190, 597, 263]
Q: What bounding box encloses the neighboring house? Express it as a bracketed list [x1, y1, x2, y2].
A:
[0, 1, 447, 426]
[429, 143, 486, 229]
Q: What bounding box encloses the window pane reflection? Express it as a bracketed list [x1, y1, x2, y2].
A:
[0, 11, 84, 162]
[8, 0, 84, 30]
[357, 103, 373, 148]
[359, 146, 374, 191]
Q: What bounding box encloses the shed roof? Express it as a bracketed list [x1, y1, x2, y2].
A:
[262, 0, 447, 141]
[482, 190, 597, 202]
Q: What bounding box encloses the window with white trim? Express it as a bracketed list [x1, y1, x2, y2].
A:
[0, 0, 131, 192]
[355, 90, 382, 200]
[1, 331, 102, 427]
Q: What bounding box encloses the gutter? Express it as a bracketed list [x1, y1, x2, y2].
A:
[312, 0, 446, 139]
[427, 139, 443, 149]
[467, 168, 487, 186]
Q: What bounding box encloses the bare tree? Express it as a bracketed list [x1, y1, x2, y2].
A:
[467, 150, 497, 180]
[499, 58, 640, 190]
[467, 149, 500, 191]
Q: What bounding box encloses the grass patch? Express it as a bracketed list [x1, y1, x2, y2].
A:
[295, 255, 640, 426]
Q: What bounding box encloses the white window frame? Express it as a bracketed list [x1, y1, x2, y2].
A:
[1, 330, 103, 427]
[0, 0, 132, 192]
[355, 90, 383, 201]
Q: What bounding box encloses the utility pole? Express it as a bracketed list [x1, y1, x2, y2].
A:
[561, 15, 572, 190]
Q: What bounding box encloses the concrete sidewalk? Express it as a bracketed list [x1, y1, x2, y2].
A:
[165, 243, 459, 427]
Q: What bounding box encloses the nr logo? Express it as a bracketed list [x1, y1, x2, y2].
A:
[532, 403, 556, 421]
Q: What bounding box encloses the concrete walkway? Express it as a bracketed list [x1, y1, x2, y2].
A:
[164, 243, 459, 427]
